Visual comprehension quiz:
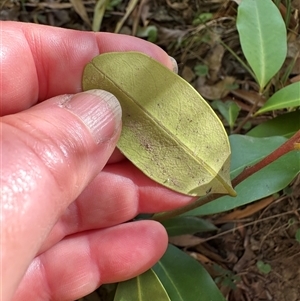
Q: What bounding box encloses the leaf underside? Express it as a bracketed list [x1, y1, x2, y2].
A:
[82, 52, 235, 196]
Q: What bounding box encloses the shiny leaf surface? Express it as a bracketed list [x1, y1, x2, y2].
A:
[256, 82, 300, 114]
[114, 269, 170, 301]
[237, 0, 287, 89]
[152, 244, 226, 301]
[247, 111, 300, 138]
[161, 216, 217, 236]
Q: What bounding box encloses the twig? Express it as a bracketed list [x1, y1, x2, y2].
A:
[196, 208, 299, 244]
[232, 96, 261, 134]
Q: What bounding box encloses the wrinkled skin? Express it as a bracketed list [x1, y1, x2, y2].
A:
[0, 22, 193, 301]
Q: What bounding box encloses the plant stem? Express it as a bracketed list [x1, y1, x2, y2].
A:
[152, 130, 300, 222]
[152, 193, 223, 222]
[232, 96, 261, 134]
[232, 130, 300, 187]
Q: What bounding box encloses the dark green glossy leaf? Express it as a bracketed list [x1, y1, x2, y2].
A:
[114, 269, 170, 301]
[153, 244, 226, 301]
[256, 82, 300, 114]
[182, 135, 300, 216]
[229, 135, 288, 178]
[161, 216, 217, 236]
[247, 111, 300, 138]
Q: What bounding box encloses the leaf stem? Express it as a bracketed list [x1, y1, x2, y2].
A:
[219, 40, 257, 81]
[152, 193, 223, 222]
[232, 96, 261, 134]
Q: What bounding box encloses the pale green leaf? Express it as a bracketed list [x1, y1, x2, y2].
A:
[194, 63, 209, 77]
[114, 269, 170, 301]
[237, 0, 287, 89]
[256, 261, 272, 274]
[136, 25, 158, 43]
[92, 0, 110, 32]
[161, 216, 217, 236]
[211, 100, 240, 129]
[83, 52, 235, 197]
[247, 110, 300, 138]
[182, 135, 300, 216]
[256, 82, 300, 114]
[152, 244, 226, 301]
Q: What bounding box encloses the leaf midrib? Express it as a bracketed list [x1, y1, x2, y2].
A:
[92, 61, 230, 192]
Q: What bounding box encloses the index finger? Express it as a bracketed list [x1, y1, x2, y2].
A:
[0, 21, 173, 116]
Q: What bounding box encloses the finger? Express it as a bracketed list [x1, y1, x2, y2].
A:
[1, 90, 121, 301]
[12, 221, 167, 301]
[1, 21, 174, 115]
[39, 161, 194, 254]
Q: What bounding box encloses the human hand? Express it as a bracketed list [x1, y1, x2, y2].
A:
[0, 22, 193, 301]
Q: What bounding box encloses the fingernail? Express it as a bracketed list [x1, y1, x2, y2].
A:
[169, 56, 178, 74]
[62, 90, 122, 144]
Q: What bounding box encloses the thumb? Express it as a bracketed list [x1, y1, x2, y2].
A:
[1, 89, 122, 299]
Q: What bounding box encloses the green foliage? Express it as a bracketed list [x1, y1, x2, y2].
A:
[211, 100, 241, 131]
[182, 135, 300, 216]
[92, 0, 110, 32]
[136, 25, 158, 43]
[256, 82, 300, 114]
[106, 0, 122, 11]
[256, 260, 272, 274]
[161, 216, 217, 236]
[247, 110, 300, 138]
[214, 265, 241, 290]
[194, 63, 209, 77]
[114, 269, 170, 301]
[86, 1, 299, 300]
[236, 0, 287, 91]
[152, 245, 226, 301]
[287, 218, 300, 244]
[236, 0, 299, 126]
[192, 13, 213, 25]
